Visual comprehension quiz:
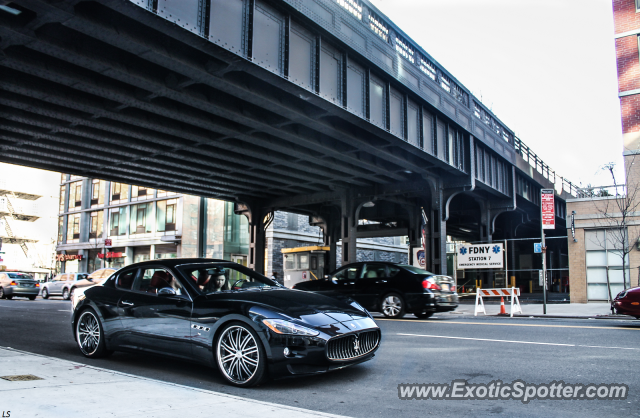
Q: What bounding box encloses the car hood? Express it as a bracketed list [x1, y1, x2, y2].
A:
[204, 288, 375, 331]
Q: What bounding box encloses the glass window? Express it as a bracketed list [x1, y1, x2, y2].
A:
[111, 183, 129, 204]
[284, 254, 295, 270]
[131, 185, 155, 201]
[115, 269, 136, 290]
[58, 216, 65, 243]
[59, 185, 66, 213]
[68, 181, 82, 211]
[156, 199, 177, 232]
[297, 254, 309, 270]
[331, 265, 361, 283]
[130, 203, 153, 234]
[90, 179, 105, 207]
[157, 190, 176, 198]
[67, 214, 81, 243]
[179, 263, 277, 294]
[361, 263, 387, 279]
[89, 211, 104, 239]
[134, 268, 183, 295]
[109, 207, 127, 236]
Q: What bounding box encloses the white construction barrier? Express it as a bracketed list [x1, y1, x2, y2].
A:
[474, 287, 522, 317]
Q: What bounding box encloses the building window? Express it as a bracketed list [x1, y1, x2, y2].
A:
[89, 211, 104, 239]
[109, 207, 127, 236]
[68, 181, 82, 211]
[67, 213, 80, 243]
[157, 190, 176, 198]
[132, 185, 154, 202]
[130, 203, 153, 234]
[157, 199, 177, 232]
[91, 179, 105, 207]
[59, 185, 66, 213]
[111, 183, 129, 204]
[58, 216, 64, 243]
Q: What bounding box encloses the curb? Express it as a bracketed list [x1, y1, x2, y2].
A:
[512, 314, 637, 320]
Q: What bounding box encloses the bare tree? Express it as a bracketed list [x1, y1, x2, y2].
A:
[588, 157, 640, 307]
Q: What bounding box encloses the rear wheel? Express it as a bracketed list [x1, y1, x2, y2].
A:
[381, 293, 405, 319]
[28, 295, 37, 301]
[414, 312, 434, 319]
[42, 288, 49, 299]
[62, 288, 70, 300]
[216, 322, 266, 387]
[0, 287, 4, 299]
[76, 308, 112, 358]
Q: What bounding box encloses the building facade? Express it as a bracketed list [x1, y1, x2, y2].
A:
[56, 175, 250, 274]
[565, 0, 640, 302]
[0, 163, 60, 279]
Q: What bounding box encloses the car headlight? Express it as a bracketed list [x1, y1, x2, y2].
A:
[616, 290, 628, 300]
[262, 319, 319, 336]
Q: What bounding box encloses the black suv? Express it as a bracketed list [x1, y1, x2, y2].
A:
[293, 262, 458, 319]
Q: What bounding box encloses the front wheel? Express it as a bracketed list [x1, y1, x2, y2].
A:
[42, 288, 49, 299]
[381, 293, 406, 318]
[76, 309, 112, 358]
[414, 312, 434, 319]
[216, 323, 266, 387]
[62, 288, 70, 300]
[0, 287, 5, 299]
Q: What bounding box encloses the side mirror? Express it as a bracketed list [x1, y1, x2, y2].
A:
[158, 287, 177, 297]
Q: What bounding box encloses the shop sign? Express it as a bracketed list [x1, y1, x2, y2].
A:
[98, 252, 125, 259]
[56, 254, 83, 262]
[105, 239, 112, 247]
[541, 189, 555, 230]
[456, 243, 504, 269]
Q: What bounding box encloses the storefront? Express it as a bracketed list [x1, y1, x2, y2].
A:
[56, 253, 83, 273]
[99, 248, 127, 270]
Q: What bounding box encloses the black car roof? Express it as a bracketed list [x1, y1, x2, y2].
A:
[119, 258, 233, 268]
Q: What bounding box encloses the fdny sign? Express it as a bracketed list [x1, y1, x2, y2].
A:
[456, 243, 504, 270]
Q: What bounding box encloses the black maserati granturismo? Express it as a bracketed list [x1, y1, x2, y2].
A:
[71, 258, 380, 387]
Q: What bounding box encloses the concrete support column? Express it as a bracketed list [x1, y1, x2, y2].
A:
[431, 189, 447, 275]
[125, 246, 133, 267]
[235, 201, 267, 275]
[78, 249, 88, 272]
[150, 244, 156, 261]
[340, 193, 357, 265]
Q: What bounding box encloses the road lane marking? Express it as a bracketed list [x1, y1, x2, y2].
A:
[377, 318, 640, 331]
[398, 333, 640, 350]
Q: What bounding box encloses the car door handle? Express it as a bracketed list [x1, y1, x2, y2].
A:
[121, 301, 134, 306]
[375, 280, 387, 284]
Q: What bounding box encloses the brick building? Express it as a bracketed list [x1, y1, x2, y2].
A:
[566, 0, 640, 302]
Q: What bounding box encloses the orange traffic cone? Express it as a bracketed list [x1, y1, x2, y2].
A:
[499, 297, 507, 315]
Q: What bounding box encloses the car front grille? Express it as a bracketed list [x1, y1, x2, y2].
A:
[327, 329, 380, 361]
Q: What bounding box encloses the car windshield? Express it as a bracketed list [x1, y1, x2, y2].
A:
[398, 265, 435, 275]
[7, 273, 33, 280]
[178, 263, 279, 294]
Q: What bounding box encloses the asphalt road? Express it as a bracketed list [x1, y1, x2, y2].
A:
[1, 297, 639, 417]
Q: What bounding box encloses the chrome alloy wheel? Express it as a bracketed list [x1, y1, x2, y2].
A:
[382, 295, 402, 317]
[76, 311, 101, 356]
[217, 325, 260, 385]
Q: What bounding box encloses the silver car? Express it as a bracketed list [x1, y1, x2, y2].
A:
[0, 272, 40, 300]
[41, 272, 88, 300]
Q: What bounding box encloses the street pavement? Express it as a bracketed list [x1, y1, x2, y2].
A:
[1, 298, 639, 417]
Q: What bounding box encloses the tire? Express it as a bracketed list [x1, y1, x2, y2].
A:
[62, 288, 70, 300]
[414, 312, 434, 319]
[28, 295, 37, 301]
[0, 287, 5, 299]
[5, 295, 13, 300]
[381, 293, 406, 319]
[42, 288, 49, 299]
[215, 322, 267, 387]
[75, 308, 112, 358]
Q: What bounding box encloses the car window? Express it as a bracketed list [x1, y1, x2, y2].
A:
[331, 265, 361, 283]
[115, 269, 137, 290]
[398, 265, 434, 275]
[179, 263, 277, 294]
[388, 266, 400, 277]
[361, 264, 387, 279]
[134, 268, 183, 296]
[77, 274, 88, 281]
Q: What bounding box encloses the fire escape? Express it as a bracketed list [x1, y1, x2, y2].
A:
[0, 191, 42, 267]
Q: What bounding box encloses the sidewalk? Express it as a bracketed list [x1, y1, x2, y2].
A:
[0, 347, 349, 418]
[448, 302, 633, 319]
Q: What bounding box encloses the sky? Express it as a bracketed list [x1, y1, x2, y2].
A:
[368, 0, 623, 188]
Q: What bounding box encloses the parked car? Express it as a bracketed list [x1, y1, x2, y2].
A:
[72, 258, 380, 387]
[68, 268, 117, 298]
[612, 287, 640, 319]
[41, 272, 89, 300]
[293, 262, 458, 319]
[0, 272, 40, 300]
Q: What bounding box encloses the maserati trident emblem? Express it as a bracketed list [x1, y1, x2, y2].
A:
[353, 335, 360, 351]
